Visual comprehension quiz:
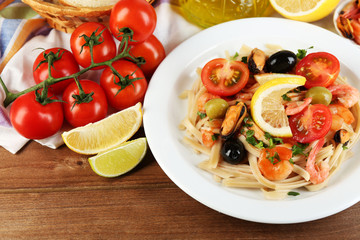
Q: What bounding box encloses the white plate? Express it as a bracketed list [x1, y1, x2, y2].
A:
[143, 17, 360, 224]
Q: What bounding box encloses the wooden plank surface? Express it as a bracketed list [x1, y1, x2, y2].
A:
[0, 128, 359, 239]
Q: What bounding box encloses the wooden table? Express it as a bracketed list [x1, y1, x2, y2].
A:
[0, 126, 359, 239]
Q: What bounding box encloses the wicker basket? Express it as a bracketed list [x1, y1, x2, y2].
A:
[22, 0, 155, 33]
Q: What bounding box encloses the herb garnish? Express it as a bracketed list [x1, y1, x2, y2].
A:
[287, 191, 300, 196]
[291, 143, 309, 157]
[267, 151, 281, 165]
[281, 93, 291, 101]
[197, 111, 206, 119]
[264, 132, 283, 149]
[296, 46, 314, 59]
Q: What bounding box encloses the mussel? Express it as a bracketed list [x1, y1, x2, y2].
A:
[248, 48, 267, 74]
[334, 129, 350, 145]
[220, 101, 247, 139]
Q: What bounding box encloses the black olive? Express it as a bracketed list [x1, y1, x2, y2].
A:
[265, 50, 297, 73]
[220, 139, 246, 165]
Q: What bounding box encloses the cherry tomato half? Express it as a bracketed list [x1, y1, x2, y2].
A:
[109, 0, 156, 44]
[33, 48, 80, 94]
[127, 34, 165, 78]
[296, 52, 340, 89]
[10, 90, 64, 139]
[70, 22, 116, 69]
[201, 58, 249, 97]
[100, 60, 148, 110]
[289, 104, 332, 143]
[62, 80, 108, 127]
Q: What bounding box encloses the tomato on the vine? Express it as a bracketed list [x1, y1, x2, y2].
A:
[70, 22, 116, 69]
[10, 90, 64, 139]
[127, 34, 165, 78]
[201, 58, 249, 97]
[109, 0, 156, 44]
[296, 52, 340, 89]
[100, 60, 148, 110]
[289, 104, 332, 143]
[33, 48, 80, 94]
[62, 80, 108, 127]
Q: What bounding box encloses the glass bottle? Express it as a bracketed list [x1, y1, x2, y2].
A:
[179, 0, 273, 28]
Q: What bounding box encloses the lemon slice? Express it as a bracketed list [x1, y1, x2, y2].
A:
[62, 102, 143, 155]
[269, 0, 340, 22]
[89, 138, 147, 178]
[254, 73, 305, 85]
[250, 77, 306, 137]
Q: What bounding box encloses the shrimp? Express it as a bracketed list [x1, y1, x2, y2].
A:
[196, 92, 219, 112]
[327, 84, 360, 108]
[258, 146, 293, 181]
[201, 119, 222, 148]
[285, 97, 312, 115]
[328, 104, 355, 131]
[306, 138, 329, 184]
[336, 0, 360, 44]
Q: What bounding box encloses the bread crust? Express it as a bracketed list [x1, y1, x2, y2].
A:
[58, 0, 118, 8]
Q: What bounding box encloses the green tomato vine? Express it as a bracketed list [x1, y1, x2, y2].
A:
[0, 27, 144, 108]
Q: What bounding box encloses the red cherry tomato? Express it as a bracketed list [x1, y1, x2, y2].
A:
[10, 90, 64, 139]
[296, 52, 340, 89]
[201, 58, 249, 97]
[62, 80, 108, 127]
[127, 34, 165, 78]
[109, 0, 156, 44]
[33, 48, 80, 94]
[289, 104, 332, 143]
[100, 60, 148, 110]
[70, 22, 116, 69]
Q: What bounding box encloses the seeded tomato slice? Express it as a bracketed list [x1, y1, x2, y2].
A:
[201, 58, 249, 97]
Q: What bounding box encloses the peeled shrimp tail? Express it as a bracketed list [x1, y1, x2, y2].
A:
[327, 84, 360, 108]
[305, 138, 329, 184]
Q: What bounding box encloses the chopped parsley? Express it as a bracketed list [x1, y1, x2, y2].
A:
[287, 191, 300, 196]
[211, 133, 219, 141]
[197, 111, 206, 119]
[245, 130, 265, 149]
[231, 52, 239, 60]
[264, 132, 283, 149]
[267, 151, 281, 165]
[291, 143, 309, 157]
[281, 93, 291, 101]
[296, 46, 313, 59]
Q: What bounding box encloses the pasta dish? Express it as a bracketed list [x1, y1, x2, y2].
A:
[179, 45, 360, 199]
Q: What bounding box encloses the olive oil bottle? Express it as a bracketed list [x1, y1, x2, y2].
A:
[179, 0, 273, 28]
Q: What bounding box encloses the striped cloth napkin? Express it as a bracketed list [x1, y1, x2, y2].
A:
[0, 0, 201, 153]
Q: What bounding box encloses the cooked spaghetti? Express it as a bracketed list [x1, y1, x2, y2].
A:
[179, 45, 360, 199]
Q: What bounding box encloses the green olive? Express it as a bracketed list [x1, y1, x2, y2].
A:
[205, 98, 229, 119]
[305, 86, 332, 106]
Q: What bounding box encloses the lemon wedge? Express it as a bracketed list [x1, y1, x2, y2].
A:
[269, 0, 340, 22]
[89, 138, 147, 178]
[254, 73, 305, 85]
[250, 77, 306, 137]
[62, 102, 143, 155]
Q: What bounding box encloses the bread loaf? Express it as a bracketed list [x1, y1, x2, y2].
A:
[58, 0, 118, 8]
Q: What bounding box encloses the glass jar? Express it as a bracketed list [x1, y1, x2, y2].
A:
[179, 0, 273, 28]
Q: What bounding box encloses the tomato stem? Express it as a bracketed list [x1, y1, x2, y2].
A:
[0, 27, 144, 108]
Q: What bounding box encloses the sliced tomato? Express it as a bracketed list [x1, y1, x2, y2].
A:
[201, 58, 249, 97]
[295, 52, 340, 89]
[289, 104, 332, 143]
